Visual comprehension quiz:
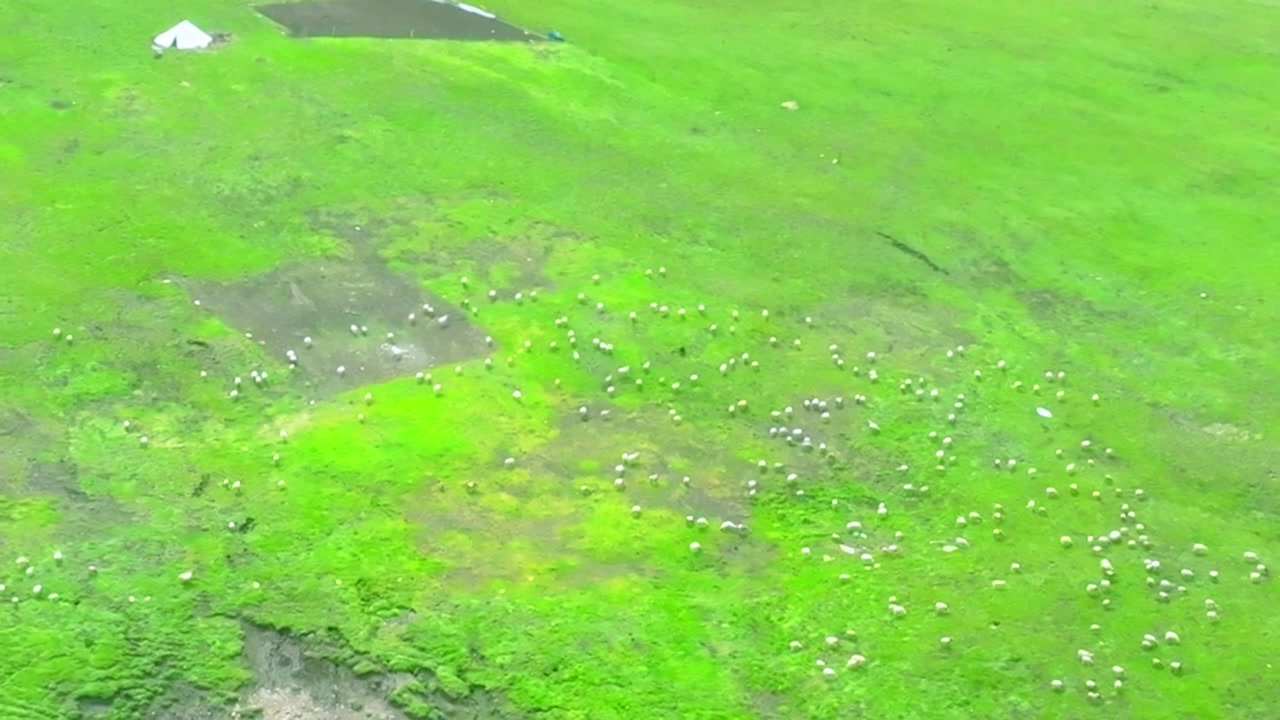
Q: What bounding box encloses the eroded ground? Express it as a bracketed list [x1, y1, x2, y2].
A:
[234, 624, 410, 720]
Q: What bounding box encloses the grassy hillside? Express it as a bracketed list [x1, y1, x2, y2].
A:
[1, 0, 1277, 718]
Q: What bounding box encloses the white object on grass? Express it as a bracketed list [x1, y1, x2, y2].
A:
[154, 21, 213, 50]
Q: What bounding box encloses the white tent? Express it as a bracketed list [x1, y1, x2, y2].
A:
[153, 21, 213, 50]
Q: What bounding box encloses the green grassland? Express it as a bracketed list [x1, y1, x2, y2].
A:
[1, 0, 1278, 718]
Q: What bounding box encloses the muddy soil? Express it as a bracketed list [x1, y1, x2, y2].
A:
[257, 0, 543, 42]
[187, 256, 491, 396]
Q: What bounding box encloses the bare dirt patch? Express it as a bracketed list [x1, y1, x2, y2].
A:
[0, 409, 38, 479]
[808, 294, 971, 358]
[1200, 422, 1261, 442]
[0, 409, 131, 530]
[26, 458, 132, 526]
[1161, 407, 1263, 444]
[257, 0, 543, 42]
[232, 624, 410, 720]
[139, 628, 409, 719]
[187, 256, 491, 396]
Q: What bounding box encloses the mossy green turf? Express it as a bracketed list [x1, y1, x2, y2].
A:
[2, 0, 1279, 718]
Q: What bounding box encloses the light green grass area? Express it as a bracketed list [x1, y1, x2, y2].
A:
[1, 0, 1278, 718]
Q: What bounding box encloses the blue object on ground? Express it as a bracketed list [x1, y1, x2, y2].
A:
[547, 30, 565, 42]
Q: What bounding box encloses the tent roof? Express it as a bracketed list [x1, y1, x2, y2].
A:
[154, 20, 213, 50]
